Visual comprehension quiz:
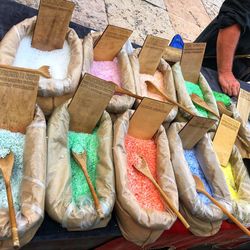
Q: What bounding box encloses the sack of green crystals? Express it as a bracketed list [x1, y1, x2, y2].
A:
[82, 32, 138, 114]
[166, 122, 232, 236]
[113, 110, 178, 246]
[0, 106, 46, 249]
[133, 55, 178, 127]
[172, 62, 219, 123]
[46, 102, 115, 230]
[0, 16, 83, 115]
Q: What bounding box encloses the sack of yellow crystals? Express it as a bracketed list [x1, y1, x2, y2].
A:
[0, 106, 46, 249]
[113, 110, 178, 247]
[46, 101, 115, 230]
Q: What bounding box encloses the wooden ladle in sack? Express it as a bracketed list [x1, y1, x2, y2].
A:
[72, 151, 104, 219]
[133, 156, 190, 229]
[193, 175, 250, 237]
[0, 151, 20, 248]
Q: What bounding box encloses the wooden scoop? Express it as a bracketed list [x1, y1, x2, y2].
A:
[190, 94, 220, 119]
[0, 64, 51, 78]
[193, 175, 250, 237]
[72, 151, 104, 219]
[114, 85, 143, 100]
[217, 101, 233, 117]
[133, 156, 190, 229]
[0, 151, 20, 248]
[145, 80, 196, 116]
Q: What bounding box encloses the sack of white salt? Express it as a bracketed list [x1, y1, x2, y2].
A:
[113, 110, 178, 246]
[82, 32, 139, 114]
[46, 101, 115, 231]
[134, 51, 178, 128]
[0, 16, 83, 115]
[0, 106, 46, 249]
[166, 122, 233, 236]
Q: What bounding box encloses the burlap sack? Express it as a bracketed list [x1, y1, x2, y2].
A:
[135, 56, 178, 127]
[0, 106, 46, 249]
[113, 110, 178, 246]
[46, 102, 115, 231]
[167, 122, 232, 236]
[172, 62, 219, 123]
[0, 16, 83, 115]
[82, 32, 138, 114]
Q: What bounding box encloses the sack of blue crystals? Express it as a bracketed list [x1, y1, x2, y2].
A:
[0, 106, 46, 249]
[134, 54, 178, 128]
[167, 122, 232, 236]
[0, 16, 83, 115]
[82, 32, 139, 114]
[113, 110, 178, 246]
[46, 101, 115, 230]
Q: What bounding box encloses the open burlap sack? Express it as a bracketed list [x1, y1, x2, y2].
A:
[0, 106, 46, 249]
[134, 55, 178, 127]
[167, 122, 232, 236]
[46, 102, 115, 231]
[113, 110, 178, 246]
[172, 62, 219, 124]
[0, 16, 83, 115]
[82, 32, 138, 114]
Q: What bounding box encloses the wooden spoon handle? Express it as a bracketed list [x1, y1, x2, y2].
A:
[5, 182, 20, 248]
[80, 165, 104, 219]
[200, 189, 250, 237]
[152, 180, 190, 229]
[115, 86, 143, 100]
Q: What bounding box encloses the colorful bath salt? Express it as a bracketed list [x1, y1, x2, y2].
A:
[140, 70, 165, 101]
[90, 58, 122, 86]
[0, 130, 25, 211]
[184, 149, 213, 204]
[212, 91, 231, 107]
[68, 128, 99, 204]
[221, 162, 238, 200]
[185, 81, 208, 118]
[125, 135, 165, 211]
[13, 36, 71, 80]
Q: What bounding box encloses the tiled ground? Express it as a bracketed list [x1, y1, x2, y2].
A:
[14, 0, 224, 45]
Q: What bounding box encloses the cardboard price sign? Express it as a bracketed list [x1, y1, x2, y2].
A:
[179, 116, 216, 149]
[139, 35, 169, 75]
[94, 25, 133, 61]
[213, 114, 241, 166]
[180, 43, 206, 84]
[128, 97, 173, 140]
[32, 0, 75, 51]
[237, 88, 250, 124]
[68, 73, 116, 133]
[0, 67, 39, 133]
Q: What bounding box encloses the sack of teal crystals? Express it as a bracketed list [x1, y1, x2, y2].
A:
[82, 32, 139, 114]
[166, 122, 232, 236]
[0, 16, 83, 115]
[46, 101, 115, 230]
[0, 106, 46, 249]
[113, 110, 178, 246]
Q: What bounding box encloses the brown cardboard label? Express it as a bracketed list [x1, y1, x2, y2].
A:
[32, 0, 75, 51]
[68, 73, 116, 133]
[213, 114, 241, 166]
[179, 116, 216, 149]
[128, 97, 173, 140]
[0, 68, 39, 133]
[94, 25, 133, 61]
[237, 88, 250, 124]
[180, 43, 206, 83]
[139, 35, 169, 75]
